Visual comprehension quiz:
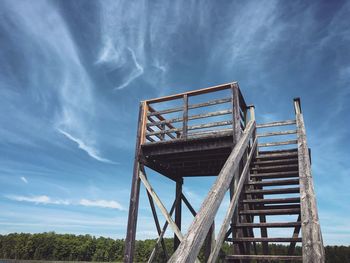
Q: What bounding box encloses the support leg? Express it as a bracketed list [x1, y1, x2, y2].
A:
[174, 179, 183, 250]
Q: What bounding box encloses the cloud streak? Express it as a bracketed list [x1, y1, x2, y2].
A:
[6, 195, 125, 211]
[20, 176, 28, 184]
[57, 129, 116, 164]
[79, 199, 125, 210]
[6, 195, 69, 205]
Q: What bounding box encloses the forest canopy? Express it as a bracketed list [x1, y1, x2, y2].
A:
[0, 232, 349, 262]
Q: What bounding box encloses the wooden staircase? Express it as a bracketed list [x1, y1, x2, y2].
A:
[225, 112, 314, 262]
[226, 148, 303, 262]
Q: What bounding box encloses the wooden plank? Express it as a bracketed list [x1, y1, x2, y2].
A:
[240, 208, 301, 215]
[247, 178, 299, 186]
[124, 103, 144, 263]
[242, 197, 300, 204]
[147, 109, 233, 127]
[147, 116, 176, 139]
[139, 169, 183, 240]
[235, 222, 302, 228]
[251, 164, 299, 173]
[145, 82, 233, 103]
[169, 120, 256, 263]
[146, 120, 233, 136]
[226, 255, 302, 261]
[257, 120, 296, 128]
[252, 158, 298, 166]
[258, 140, 298, 148]
[207, 137, 257, 263]
[244, 187, 300, 195]
[148, 192, 181, 263]
[148, 97, 232, 117]
[229, 237, 302, 243]
[257, 129, 297, 138]
[294, 98, 325, 262]
[146, 188, 169, 259]
[147, 105, 181, 137]
[250, 171, 299, 179]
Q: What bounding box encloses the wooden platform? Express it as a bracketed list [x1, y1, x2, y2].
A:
[142, 130, 235, 179]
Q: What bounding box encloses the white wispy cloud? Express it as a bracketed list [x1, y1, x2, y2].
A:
[57, 129, 117, 164]
[6, 195, 70, 205]
[20, 176, 28, 184]
[79, 199, 125, 210]
[6, 195, 125, 211]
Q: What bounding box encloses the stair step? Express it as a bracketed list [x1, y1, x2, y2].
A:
[258, 140, 298, 148]
[240, 208, 300, 215]
[252, 158, 298, 166]
[228, 237, 302, 243]
[250, 171, 299, 179]
[251, 164, 298, 173]
[226, 255, 302, 261]
[242, 197, 300, 204]
[257, 129, 298, 138]
[255, 152, 298, 161]
[247, 179, 299, 187]
[245, 187, 300, 195]
[259, 148, 298, 155]
[235, 222, 301, 228]
[256, 120, 296, 129]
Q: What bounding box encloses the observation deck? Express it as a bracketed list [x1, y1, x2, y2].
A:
[138, 82, 253, 180]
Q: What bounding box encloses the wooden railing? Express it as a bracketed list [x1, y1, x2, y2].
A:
[294, 98, 325, 262]
[168, 117, 257, 262]
[139, 82, 248, 144]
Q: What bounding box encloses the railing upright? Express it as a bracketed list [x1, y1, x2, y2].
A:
[182, 94, 188, 139]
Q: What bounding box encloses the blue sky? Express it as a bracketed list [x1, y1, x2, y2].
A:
[0, 0, 349, 245]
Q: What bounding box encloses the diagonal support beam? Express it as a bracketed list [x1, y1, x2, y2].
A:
[139, 168, 201, 263]
[139, 168, 183, 240]
[148, 190, 182, 263]
[208, 138, 257, 263]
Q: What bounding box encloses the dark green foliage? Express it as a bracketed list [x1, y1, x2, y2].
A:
[0, 233, 349, 262]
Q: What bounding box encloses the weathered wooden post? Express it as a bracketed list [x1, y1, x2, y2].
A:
[294, 98, 325, 263]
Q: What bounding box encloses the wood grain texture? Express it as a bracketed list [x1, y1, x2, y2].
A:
[168, 120, 255, 263]
[296, 110, 325, 262]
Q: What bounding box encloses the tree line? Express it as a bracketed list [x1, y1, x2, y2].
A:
[0, 232, 349, 262]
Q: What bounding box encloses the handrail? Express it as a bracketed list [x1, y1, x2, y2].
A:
[294, 98, 325, 263]
[140, 82, 248, 144]
[207, 136, 258, 262]
[168, 120, 256, 263]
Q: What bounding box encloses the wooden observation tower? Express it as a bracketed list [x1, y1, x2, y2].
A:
[124, 82, 324, 262]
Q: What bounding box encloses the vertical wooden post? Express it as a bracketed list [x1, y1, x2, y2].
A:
[293, 98, 325, 263]
[124, 103, 145, 263]
[174, 178, 183, 250]
[231, 83, 244, 257]
[182, 94, 188, 139]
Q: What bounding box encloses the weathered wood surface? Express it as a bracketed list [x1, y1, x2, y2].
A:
[258, 139, 298, 147]
[174, 180, 183, 250]
[147, 109, 233, 127]
[145, 82, 235, 104]
[146, 120, 233, 137]
[242, 197, 300, 204]
[256, 119, 296, 128]
[294, 98, 325, 263]
[148, 193, 181, 263]
[207, 137, 257, 263]
[257, 129, 297, 137]
[168, 120, 255, 263]
[147, 97, 232, 117]
[124, 103, 144, 263]
[228, 237, 302, 243]
[235, 222, 301, 228]
[226, 255, 302, 261]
